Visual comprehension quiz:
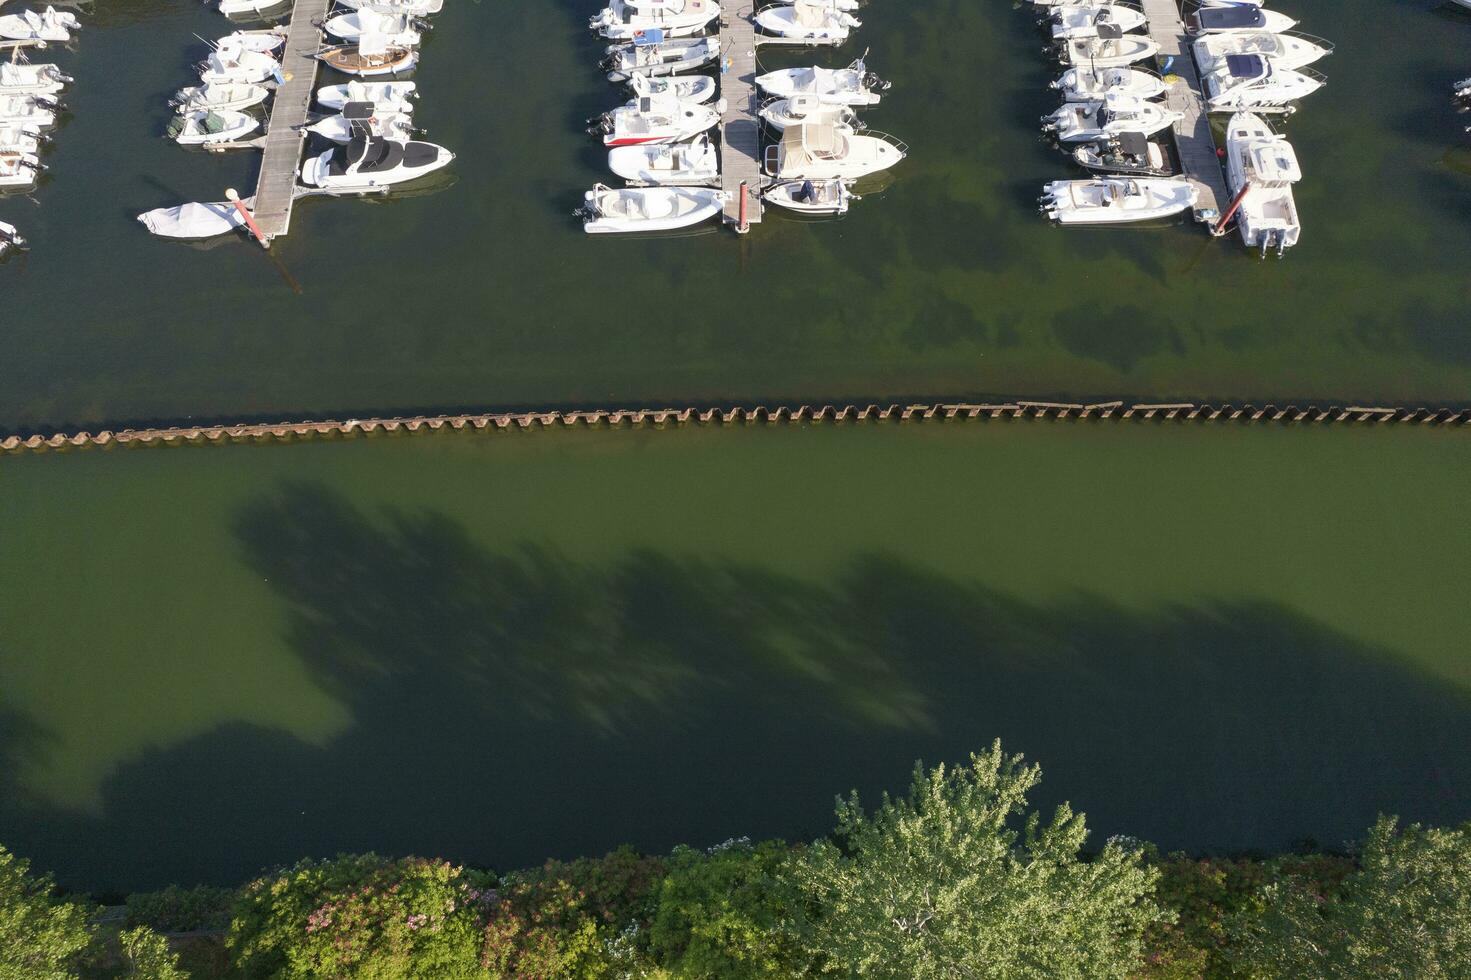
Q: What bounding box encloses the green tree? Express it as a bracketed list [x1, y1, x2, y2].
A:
[117, 926, 188, 980]
[1227, 815, 1471, 979]
[647, 839, 803, 979]
[0, 844, 96, 980]
[785, 741, 1170, 979]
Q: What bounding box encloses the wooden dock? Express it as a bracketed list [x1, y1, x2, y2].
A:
[1139, 0, 1230, 230]
[250, 0, 330, 242]
[718, 4, 763, 230]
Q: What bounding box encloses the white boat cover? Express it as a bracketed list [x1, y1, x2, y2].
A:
[137, 202, 246, 239]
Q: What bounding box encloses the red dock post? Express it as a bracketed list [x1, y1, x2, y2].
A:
[737, 181, 749, 234]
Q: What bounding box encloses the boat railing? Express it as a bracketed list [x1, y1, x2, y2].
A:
[1281, 30, 1335, 54]
[1298, 64, 1327, 85]
[864, 129, 909, 156]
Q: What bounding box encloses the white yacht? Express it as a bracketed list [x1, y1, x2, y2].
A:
[317, 80, 417, 112]
[323, 11, 421, 48]
[1072, 132, 1172, 175]
[217, 29, 286, 54]
[317, 37, 419, 77]
[1059, 34, 1160, 68]
[1051, 5, 1146, 41]
[755, 0, 860, 43]
[1190, 5, 1296, 35]
[1053, 66, 1164, 101]
[0, 219, 24, 257]
[0, 123, 43, 155]
[756, 58, 888, 105]
[601, 36, 719, 81]
[764, 178, 856, 214]
[628, 71, 716, 104]
[608, 135, 719, 184]
[307, 102, 416, 144]
[1193, 32, 1330, 73]
[0, 148, 43, 188]
[1202, 53, 1322, 110]
[1040, 177, 1198, 224]
[0, 94, 58, 129]
[137, 201, 247, 239]
[759, 95, 860, 132]
[1223, 110, 1301, 256]
[335, 0, 443, 16]
[0, 7, 81, 42]
[173, 82, 271, 113]
[199, 49, 279, 85]
[593, 94, 718, 146]
[167, 108, 260, 145]
[300, 134, 453, 192]
[1043, 93, 1181, 142]
[763, 120, 905, 180]
[580, 183, 724, 233]
[590, 0, 720, 40]
[218, 0, 290, 17]
[0, 62, 72, 97]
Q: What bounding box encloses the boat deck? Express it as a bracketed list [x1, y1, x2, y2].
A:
[250, 0, 330, 242]
[719, 4, 763, 229]
[1139, 0, 1230, 230]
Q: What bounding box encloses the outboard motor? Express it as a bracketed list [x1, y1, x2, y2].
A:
[597, 52, 619, 72]
[18, 158, 46, 173]
[862, 71, 890, 92]
[32, 95, 64, 113]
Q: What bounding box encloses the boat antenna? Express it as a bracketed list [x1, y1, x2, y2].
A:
[193, 32, 221, 51]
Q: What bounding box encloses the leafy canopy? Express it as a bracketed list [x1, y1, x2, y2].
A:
[0, 843, 96, 980]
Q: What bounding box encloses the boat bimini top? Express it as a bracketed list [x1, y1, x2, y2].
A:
[781, 121, 848, 165]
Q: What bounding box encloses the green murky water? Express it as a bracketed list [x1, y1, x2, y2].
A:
[2, 422, 1469, 890]
[2, 0, 1471, 432]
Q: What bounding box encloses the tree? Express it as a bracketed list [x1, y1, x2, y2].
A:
[1227, 815, 1471, 979]
[784, 741, 1170, 979]
[117, 926, 189, 980]
[0, 843, 96, 980]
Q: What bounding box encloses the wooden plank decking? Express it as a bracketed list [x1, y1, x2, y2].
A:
[251, 0, 330, 241]
[718, 4, 763, 229]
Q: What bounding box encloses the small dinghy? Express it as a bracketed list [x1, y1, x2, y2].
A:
[167, 108, 260, 145]
[1059, 33, 1160, 67]
[1072, 132, 1172, 175]
[300, 133, 453, 192]
[306, 101, 415, 143]
[579, 182, 723, 233]
[608, 134, 719, 184]
[0, 219, 25, 257]
[335, 0, 443, 16]
[1051, 4, 1146, 41]
[1052, 66, 1164, 101]
[1043, 92, 1181, 141]
[1224, 110, 1301, 256]
[755, 0, 860, 43]
[0, 94, 59, 129]
[1193, 32, 1330, 73]
[0, 7, 81, 42]
[0, 149, 44, 189]
[590, 0, 721, 41]
[317, 79, 416, 111]
[218, 29, 286, 53]
[173, 82, 270, 113]
[137, 200, 247, 238]
[218, 0, 291, 17]
[764, 177, 856, 214]
[759, 94, 860, 132]
[199, 49, 279, 85]
[601, 36, 719, 81]
[1202, 53, 1322, 110]
[1040, 176, 1197, 224]
[0, 62, 72, 97]
[317, 36, 419, 77]
[764, 119, 905, 180]
[592, 94, 718, 146]
[0, 123, 45, 154]
[1190, 4, 1295, 35]
[627, 70, 716, 104]
[324, 10, 421, 47]
[756, 58, 888, 105]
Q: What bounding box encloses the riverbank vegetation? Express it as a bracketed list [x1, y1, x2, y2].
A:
[3, 741, 1467, 979]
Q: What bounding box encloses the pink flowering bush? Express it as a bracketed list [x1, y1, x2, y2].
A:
[227, 854, 492, 978]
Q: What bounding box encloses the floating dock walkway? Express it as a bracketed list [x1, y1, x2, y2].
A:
[1139, 0, 1230, 230]
[719, 5, 763, 230]
[250, 0, 330, 242]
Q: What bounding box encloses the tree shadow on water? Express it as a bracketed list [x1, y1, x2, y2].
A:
[4, 482, 1471, 892]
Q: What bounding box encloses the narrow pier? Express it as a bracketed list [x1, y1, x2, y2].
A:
[1139, 0, 1230, 229]
[718, 4, 763, 230]
[250, 0, 331, 242]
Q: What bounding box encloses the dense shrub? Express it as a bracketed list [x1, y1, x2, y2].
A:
[117, 925, 189, 979]
[226, 853, 491, 979]
[125, 885, 236, 933]
[0, 843, 97, 978]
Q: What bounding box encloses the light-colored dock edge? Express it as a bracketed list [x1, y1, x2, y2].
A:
[719, 3, 764, 228]
[251, 0, 331, 241]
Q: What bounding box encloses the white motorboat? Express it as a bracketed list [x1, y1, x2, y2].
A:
[1040, 177, 1198, 224]
[608, 134, 719, 184]
[199, 49, 279, 85]
[1051, 5, 1146, 41]
[335, 0, 443, 15]
[218, 0, 290, 17]
[1059, 34, 1160, 67]
[0, 123, 44, 154]
[628, 71, 716, 104]
[0, 149, 43, 189]
[601, 36, 719, 81]
[0, 7, 81, 42]
[590, 0, 721, 40]
[0, 62, 72, 97]
[1043, 93, 1180, 141]
[300, 133, 453, 192]
[317, 80, 417, 111]
[764, 177, 856, 214]
[0, 94, 58, 128]
[1223, 110, 1301, 256]
[307, 102, 415, 143]
[759, 94, 860, 132]
[137, 201, 247, 238]
[318, 37, 419, 76]
[756, 58, 888, 105]
[323, 11, 421, 48]
[1193, 32, 1331, 73]
[592, 93, 718, 146]
[579, 182, 724, 233]
[0, 219, 25, 257]
[1190, 4, 1295, 35]
[217, 29, 286, 53]
[1202, 53, 1322, 110]
[755, 0, 860, 43]
[1456, 77, 1471, 100]
[764, 120, 905, 179]
[1072, 132, 1172, 175]
[167, 108, 259, 145]
[173, 82, 270, 113]
[1052, 65, 1164, 101]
